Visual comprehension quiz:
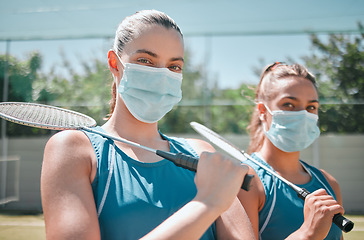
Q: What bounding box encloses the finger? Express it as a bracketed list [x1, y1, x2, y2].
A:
[310, 194, 336, 202]
[329, 204, 345, 215]
[310, 188, 328, 196]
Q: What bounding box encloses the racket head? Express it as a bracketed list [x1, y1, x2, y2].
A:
[0, 102, 97, 130]
[190, 121, 247, 162]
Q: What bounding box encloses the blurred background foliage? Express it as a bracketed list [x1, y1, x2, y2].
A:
[1, 26, 363, 136]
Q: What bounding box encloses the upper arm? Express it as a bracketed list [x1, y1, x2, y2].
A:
[320, 169, 343, 206]
[187, 138, 257, 239]
[186, 138, 215, 155]
[215, 198, 256, 240]
[237, 166, 265, 240]
[41, 130, 100, 240]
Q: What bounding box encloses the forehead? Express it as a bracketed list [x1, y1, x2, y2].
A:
[264, 76, 318, 100]
[122, 25, 184, 58]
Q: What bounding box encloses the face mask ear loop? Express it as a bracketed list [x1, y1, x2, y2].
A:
[262, 122, 268, 133]
[263, 104, 273, 115]
[259, 103, 272, 133]
[112, 50, 125, 69]
[111, 50, 126, 88]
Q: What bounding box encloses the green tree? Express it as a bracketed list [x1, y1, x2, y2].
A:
[210, 84, 255, 134]
[160, 49, 257, 134]
[2, 48, 253, 136]
[0, 52, 51, 136]
[159, 50, 207, 133]
[303, 24, 364, 133]
[0, 52, 41, 102]
[33, 53, 112, 126]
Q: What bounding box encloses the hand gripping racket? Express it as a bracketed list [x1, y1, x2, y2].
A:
[190, 121, 354, 233]
[0, 102, 253, 191]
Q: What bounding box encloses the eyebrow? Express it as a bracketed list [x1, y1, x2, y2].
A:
[135, 49, 184, 62]
[135, 49, 157, 57]
[284, 96, 319, 103]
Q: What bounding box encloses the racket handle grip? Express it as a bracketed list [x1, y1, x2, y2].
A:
[156, 150, 198, 172]
[155, 150, 253, 191]
[333, 213, 354, 233]
[297, 188, 354, 232]
[297, 188, 310, 200]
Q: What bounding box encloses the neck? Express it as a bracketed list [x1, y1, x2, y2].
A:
[102, 99, 162, 144]
[258, 139, 310, 184]
[101, 97, 171, 164]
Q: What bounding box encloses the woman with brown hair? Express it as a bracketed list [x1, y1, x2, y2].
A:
[41, 10, 254, 240]
[238, 62, 345, 240]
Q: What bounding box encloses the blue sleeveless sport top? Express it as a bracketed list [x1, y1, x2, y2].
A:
[244, 153, 342, 240]
[83, 127, 216, 240]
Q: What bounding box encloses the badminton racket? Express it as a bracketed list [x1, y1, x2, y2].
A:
[190, 121, 354, 233]
[0, 102, 253, 191]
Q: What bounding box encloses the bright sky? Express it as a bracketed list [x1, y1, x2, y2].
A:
[0, 33, 313, 89]
[185, 34, 312, 87]
[1, 0, 363, 89]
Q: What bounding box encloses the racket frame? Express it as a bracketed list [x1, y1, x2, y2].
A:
[0, 102, 97, 130]
[189, 121, 354, 233]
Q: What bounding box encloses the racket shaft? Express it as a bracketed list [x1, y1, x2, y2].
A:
[84, 127, 252, 190]
[242, 152, 303, 191]
[83, 127, 157, 153]
[84, 127, 253, 191]
[246, 152, 354, 232]
[190, 122, 354, 232]
[155, 150, 253, 191]
[247, 151, 354, 232]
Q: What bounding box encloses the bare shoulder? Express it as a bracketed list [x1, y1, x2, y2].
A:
[319, 169, 340, 190]
[42, 130, 100, 239]
[185, 138, 215, 155]
[237, 164, 265, 238]
[45, 130, 92, 157]
[238, 165, 266, 208]
[43, 130, 95, 176]
[320, 169, 343, 204]
[46, 129, 88, 146]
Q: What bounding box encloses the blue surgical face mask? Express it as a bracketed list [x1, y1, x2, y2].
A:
[263, 104, 320, 152]
[117, 62, 182, 123]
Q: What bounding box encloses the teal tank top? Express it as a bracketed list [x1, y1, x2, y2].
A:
[83, 127, 216, 240]
[244, 153, 342, 240]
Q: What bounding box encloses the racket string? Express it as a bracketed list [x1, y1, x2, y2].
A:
[0, 102, 97, 130]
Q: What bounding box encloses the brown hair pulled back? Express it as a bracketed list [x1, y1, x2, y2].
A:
[108, 10, 183, 117]
[247, 63, 317, 154]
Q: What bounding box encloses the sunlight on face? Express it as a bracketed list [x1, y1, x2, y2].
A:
[121, 25, 184, 73]
[266, 76, 319, 115]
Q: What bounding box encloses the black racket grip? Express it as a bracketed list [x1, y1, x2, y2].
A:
[297, 188, 354, 232]
[297, 188, 310, 200]
[156, 150, 198, 172]
[155, 150, 253, 191]
[333, 213, 354, 233]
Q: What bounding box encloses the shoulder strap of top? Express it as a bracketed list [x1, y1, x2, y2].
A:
[159, 131, 199, 158]
[300, 160, 336, 198]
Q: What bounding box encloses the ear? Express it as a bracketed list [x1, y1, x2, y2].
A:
[108, 50, 121, 77]
[257, 103, 266, 121]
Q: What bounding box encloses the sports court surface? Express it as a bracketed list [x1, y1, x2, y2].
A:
[0, 213, 363, 240]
